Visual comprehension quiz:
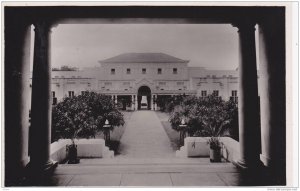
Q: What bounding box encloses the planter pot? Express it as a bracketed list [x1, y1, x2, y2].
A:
[209, 147, 221, 162]
[66, 144, 80, 164]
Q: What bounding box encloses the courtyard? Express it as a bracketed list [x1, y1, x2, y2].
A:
[24, 110, 279, 186]
[3, 4, 292, 188]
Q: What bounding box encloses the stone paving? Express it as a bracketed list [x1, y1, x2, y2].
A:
[48, 159, 241, 186]
[29, 158, 280, 187]
[117, 111, 174, 158]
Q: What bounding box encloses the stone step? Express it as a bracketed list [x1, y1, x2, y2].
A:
[78, 157, 211, 165]
[54, 161, 237, 175]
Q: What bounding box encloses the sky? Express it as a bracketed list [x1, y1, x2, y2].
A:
[50, 24, 239, 70]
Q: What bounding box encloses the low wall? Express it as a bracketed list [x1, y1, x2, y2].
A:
[50, 139, 72, 163]
[220, 137, 240, 162]
[185, 137, 210, 157]
[176, 137, 240, 162]
[50, 139, 114, 163]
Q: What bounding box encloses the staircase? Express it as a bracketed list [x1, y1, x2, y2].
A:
[54, 158, 237, 175]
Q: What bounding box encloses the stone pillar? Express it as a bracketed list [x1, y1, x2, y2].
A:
[153, 94, 157, 111]
[28, 22, 57, 174]
[131, 95, 134, 110]
[258, 14, 285, 183]
[135, 94, 138, 110]
[5, 20, 31, 185]
[115, 95, 118, 104]
[151, 95, 154, 110]
[233, 21, 262, 169]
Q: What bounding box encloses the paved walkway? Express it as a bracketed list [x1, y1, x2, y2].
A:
[117, 111, 174, 158]
[29, 160, 279, 186]
[49, 160, 240, 186]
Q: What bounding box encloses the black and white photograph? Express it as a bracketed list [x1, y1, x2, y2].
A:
[1, 1, 298, 188]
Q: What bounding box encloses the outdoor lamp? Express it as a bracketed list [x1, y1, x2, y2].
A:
[179, 118, 187, 146]
[181, 118, 186, 125]
[103, 119, 111, 143]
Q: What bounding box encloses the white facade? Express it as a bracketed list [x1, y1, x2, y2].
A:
[48, 53, 240, 109]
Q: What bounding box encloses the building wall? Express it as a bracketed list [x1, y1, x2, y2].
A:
[42, 62, 246, 104]
[48, 63, 241, 103]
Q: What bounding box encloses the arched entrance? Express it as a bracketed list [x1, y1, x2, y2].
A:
[137, 86, 151, 110]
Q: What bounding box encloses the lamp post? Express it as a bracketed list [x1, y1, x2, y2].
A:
[179, 118, 187, 146]
[103, 119, 111, 146]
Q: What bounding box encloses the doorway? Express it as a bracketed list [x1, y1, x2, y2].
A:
[137, 86, 151, 110]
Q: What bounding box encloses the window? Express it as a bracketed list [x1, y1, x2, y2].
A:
[159, 82, 166, 86]
[111, 68, 115, 75]
[200, 77, 207, 82]
[142, 68, 146, 74]
[123, 82, 130, 86]
[68, 91, 74, 98]
[213, 90, 219, 96]
[201, 90, 207, 97]
[230, 90, 238, 103]
[52, 98, 57, 105]
[158, 68, 162, 74]
[52, 91, 57, 105]
[177, 82, 184, 86]
[232, 90, 237, 97]
[173, 68, 178, 74]
[104, 82, 112, 86]
[126, 68, 131, 74]
[81, 91, 88, 95]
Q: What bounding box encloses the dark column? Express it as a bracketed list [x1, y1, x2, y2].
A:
[28, 21, 57, 175]
[5, 17, 31, 185]
[233, 21, 262, 169]
[147, 95, 151, 110]
[258, 10, 286, 184]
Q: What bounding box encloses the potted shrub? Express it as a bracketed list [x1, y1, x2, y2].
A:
[207, 137, 222, 162]
[67, 140, 80, 164]
[192, 95, 237, 162]
[52, 92, 124, 164]
[199, 95, 236, 162]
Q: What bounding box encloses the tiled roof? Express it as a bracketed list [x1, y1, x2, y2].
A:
[100, 53, 189, 63]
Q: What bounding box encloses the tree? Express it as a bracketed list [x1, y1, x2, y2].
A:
[169, 95, 202, 135]
[169, 94, 238, 139]
[195, 95, 236, 137]
[156, 95, 172, 111]
[51, 92, 124, 143]
[165, 94, 186, 113]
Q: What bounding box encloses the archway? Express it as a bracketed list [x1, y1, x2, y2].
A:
[137, 86, 151, 110]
